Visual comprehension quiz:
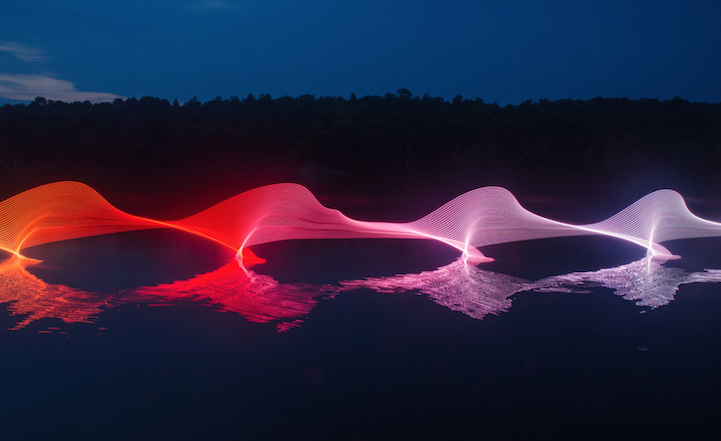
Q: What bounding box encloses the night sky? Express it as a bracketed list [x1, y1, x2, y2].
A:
[1, 0, 720, 105]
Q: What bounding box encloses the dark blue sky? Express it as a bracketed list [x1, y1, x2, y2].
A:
[2, 0, 720, 104]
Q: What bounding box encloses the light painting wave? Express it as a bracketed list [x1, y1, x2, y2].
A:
[2, 181, 721, 263]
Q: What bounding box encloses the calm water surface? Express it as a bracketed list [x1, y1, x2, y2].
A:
[2, 228, 721, 440]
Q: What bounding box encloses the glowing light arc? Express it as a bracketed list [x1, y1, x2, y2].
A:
[1, 182, 721, 265]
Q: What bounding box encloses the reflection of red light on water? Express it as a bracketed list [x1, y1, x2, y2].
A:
[0, 255, 332, 331]
[129, 261, 333, 328]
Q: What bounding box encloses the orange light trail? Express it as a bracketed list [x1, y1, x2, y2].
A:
[0, 181, 264, 263]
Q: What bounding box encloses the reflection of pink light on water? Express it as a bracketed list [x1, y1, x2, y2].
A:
[342, 257, 721, 317]
[341, 259, 530, 319]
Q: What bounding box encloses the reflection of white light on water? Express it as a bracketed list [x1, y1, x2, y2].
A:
[341, 257, 721, 320]
[535, 258, 721, 309]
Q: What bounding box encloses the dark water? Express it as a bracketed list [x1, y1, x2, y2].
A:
[2, 229, 721, 440]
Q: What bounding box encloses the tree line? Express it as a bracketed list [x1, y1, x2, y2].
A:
[1, 91, 719, 218]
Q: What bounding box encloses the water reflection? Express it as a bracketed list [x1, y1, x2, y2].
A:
[0, 257, 107, 330]
[127, 261, 338, 331]
[0, 256, 338, 331]
[2, 254, 721, 331]
[535, 258, 721, 309]
[343, 257, 721, 317]
[340, 259, 530, 319]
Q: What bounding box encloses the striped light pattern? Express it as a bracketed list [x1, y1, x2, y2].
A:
[1, 182, 721, 263]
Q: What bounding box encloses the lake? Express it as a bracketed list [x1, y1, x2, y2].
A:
[2, 210, 721, 440]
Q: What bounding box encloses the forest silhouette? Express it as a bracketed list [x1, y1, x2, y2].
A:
[1, 91, 719, 221]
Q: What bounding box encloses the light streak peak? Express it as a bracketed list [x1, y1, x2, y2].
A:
[2, 182, 720, 264]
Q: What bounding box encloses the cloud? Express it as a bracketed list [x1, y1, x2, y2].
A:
[0, 42, 47, 62]
[0, 74, 123, 103]
[186, 1, 241, 11]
